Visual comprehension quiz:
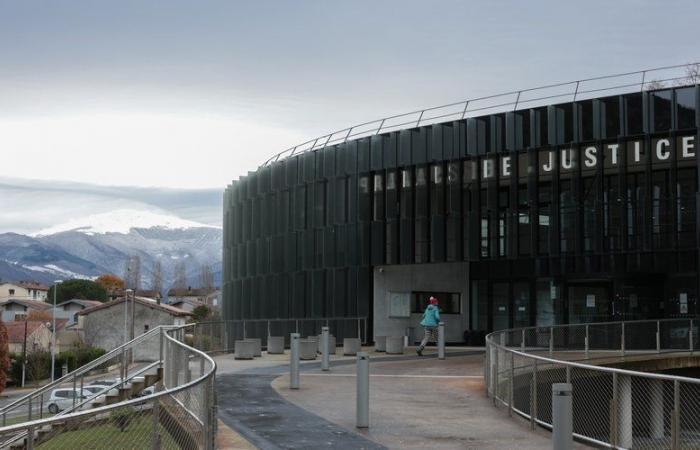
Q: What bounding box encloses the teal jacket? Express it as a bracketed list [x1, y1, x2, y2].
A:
[420, 304, 441, 327]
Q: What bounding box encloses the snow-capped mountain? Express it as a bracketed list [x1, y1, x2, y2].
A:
[0, 209, 222, 289]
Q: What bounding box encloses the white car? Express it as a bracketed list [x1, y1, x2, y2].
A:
[46, 388, 87, 414]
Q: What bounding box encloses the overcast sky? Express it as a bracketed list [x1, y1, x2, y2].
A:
[1, 1, 699, 193]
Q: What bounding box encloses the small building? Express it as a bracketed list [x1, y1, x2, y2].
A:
[0, 282, 49, 302]
[5, 321, 52, 354]
[0, 299, 53, 322]
[107, 289, 162, 303]
[168, 297, 206, 313]
[78, 297, 191, 359]
[167, 287, 219, 306]
[54, 299, 102, 325]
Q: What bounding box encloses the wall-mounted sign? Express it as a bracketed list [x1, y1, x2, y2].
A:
[388, 292, 411, 318]
[586, 295, 596, 308]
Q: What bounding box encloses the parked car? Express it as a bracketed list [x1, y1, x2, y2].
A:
[135, 385, 155, 397]
[81, 384, 116, 402]
[46, 388, 87, 414]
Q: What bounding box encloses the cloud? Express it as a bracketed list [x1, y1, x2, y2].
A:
[0, 176, 222, 234]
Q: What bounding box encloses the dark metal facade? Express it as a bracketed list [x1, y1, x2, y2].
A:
[223, 85, 700, 335]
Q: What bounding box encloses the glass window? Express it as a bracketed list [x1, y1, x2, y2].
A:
[557, 104, 574, 144]
[334, 178, 347, 224]
[678, 168, 697, 248]
[603, 176, 621, 251]
[676, 87, 696, 130]
[651, 90, 672, 132]
[602, 97, 620, 138]
[492, 283, 509, 331]
[538, 183, 551, 254]
[400, 169, 414, 219]
[579, 101, 594, 141]
[559, 180, 576, 253]
[626, 173, 646, 249]
[513, 282, 530, 328]
[415, 166, 428, 218]
[498, 188, 508, 257]
[412, 291, 460, 314]
[430, 164, 445, 216]
[373, 173, 384, 221]
[651, 170, 671, 249]
[625, 93, 643, 135]
[534, 107, 548, 147]
[471, 280, 488, 332]
[536, 280, 559, 327]
[358, 175, 371, 222]
[385, 171, 398, 219]
[517, 185, 531, 256]
[582, 177, 598, 252]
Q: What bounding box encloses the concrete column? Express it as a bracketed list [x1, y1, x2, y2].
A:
[552, 383, 573, 450]
[290, 333, 300, 389]
[617, 375, 633, 449]
[649, 379, 665, 440]
[356, 352, 369, 428]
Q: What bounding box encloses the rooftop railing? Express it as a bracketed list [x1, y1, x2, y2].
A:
[261, 62, 700, 168]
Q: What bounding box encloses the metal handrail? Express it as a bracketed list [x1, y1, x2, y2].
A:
[0, 325, 164, 417]
[258, 62, 699, 168]
[0, 326, 216, 435]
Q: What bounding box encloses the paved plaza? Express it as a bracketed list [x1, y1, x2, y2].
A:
[215, 347, 587, 449]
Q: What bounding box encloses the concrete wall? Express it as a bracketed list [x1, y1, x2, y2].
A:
[373, 262, 469, 343]
[83, 303, 181, 361]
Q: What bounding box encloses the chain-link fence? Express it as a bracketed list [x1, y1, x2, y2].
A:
[0, 324, 216, 449]
[486, 319, 700, 449]
[188, 317, 368, 354]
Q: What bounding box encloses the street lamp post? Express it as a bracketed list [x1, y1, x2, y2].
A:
[124, 289, 133, 345]
[50, 280, 62, 382]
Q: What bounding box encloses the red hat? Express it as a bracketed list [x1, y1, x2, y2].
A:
[429, 296, 438, 305]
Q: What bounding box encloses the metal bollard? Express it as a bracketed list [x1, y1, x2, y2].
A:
[438, 322, 445, 360]
[356, 352, 369, 428]
[321, 326, 330, 371]
[290, 333, 300, 389]
[552, 383, 573, 450]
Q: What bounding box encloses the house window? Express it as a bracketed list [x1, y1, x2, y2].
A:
[8, 289, 14, 295]
[144, 324, 149, 332]
[412, 291, 461, 314]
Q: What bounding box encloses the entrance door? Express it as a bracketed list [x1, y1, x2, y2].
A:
[492, 283, 510, 330]
[567, 284, 611, 324]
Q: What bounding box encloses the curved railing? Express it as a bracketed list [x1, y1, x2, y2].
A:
[485, 319, 700, 449]
[262, 62, 699, 167]
[0, 324, 216, 449]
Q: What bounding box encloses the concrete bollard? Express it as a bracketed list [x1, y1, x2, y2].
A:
[552, 383, 573, 450]
[243, 338, 262, 357]
[290, 333, 300, 389]
[300, 339, 317, 360]
[356, 352, 369, 428]
[267, 336, 285, 354]
[375, 336, 386, 352]
[386, 336, 405, 354]
[234, 340, 255, 360]
[317, 334, 337, 354]
[343, 338, 361, 356]
[321, 326, 330, 371]
[438, 322, 445, 360]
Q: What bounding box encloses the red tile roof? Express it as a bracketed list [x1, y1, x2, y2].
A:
[78, 297, 191, 317]
[4, 321, 47, 343]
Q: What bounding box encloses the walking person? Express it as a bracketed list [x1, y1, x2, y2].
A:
[416, 296, 440, 356]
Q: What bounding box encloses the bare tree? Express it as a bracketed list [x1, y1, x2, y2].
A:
[644, 79, 666, 91]
[173, 261, 187, 291]
[682, 63, 700, 85]
[123, 255, 141, 291]
[152, 260, 162, 304]
[199, 263, 214, 292]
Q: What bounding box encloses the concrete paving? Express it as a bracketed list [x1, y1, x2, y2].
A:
[214, 347, 589, 449]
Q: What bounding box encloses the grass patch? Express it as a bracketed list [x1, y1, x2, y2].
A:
[36, 412, 179, 449]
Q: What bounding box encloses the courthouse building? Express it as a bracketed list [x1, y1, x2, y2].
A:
[223, 81, 699, 342]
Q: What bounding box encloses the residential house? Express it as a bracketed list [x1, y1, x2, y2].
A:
[78, 297, 190, 360]
[0, 299, 52, 322]
[5, 321, 52, 354]
[107, 289, 162, 303]
[167, 287, 219, 307]
[0, 282, 49, 301]
[54, 299, 102, 325]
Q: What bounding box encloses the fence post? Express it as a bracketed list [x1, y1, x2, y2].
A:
[530, 359, 537, 430]
[672, 379, 680, 449]
[657, 321, 661, 353]
[508, 352, 514, 417]
[621, 322, 626, 356]
[356, 352, 369, 428]
[493, 344, 499, 406]
[438, 322, 445, 360]
[26, 425, 34, 450]
[584, 324, 589, 359]
[690, 319, 694, 354]
[610, 372, 618, 447]
[521, 328, 525, 352]
[552, 383, 573, 450]
[290, 333, 300, 389]
[321, 326, 330, 371]
[549, 327, 554, 355]
[152, 396, 161, 450]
